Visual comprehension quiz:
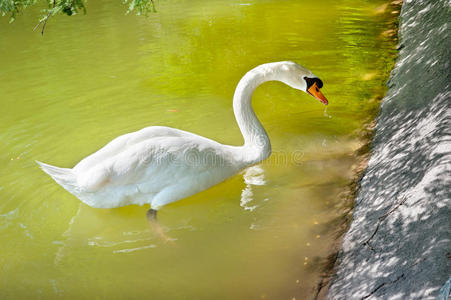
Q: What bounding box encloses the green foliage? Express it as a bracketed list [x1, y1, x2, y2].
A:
[123, 0, 156, 15]
[1, 0, 38, 23]
[0, 0, 156, 26]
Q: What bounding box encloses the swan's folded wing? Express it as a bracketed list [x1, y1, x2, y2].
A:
[74, 126, 192, 173]
[75, 135, 234, 193]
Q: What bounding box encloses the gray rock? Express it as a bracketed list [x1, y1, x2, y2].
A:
[328, 0, 451, 299]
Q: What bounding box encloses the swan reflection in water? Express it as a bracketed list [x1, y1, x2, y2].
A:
[53, 165, 266, 264]
[240, 165, 266, 212]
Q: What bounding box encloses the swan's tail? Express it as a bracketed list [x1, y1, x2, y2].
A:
[36, 161, 79, 195]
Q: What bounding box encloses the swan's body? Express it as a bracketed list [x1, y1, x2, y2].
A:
[37, 61, 327, 211]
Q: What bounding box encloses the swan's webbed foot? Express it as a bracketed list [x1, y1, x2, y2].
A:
[146, 208, 175, 243]
[146, 208, 158, 222]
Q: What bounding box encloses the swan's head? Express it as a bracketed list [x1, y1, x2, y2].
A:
[273, 61, 328, 105]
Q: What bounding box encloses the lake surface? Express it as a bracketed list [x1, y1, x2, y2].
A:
[0, 0, 398, 299]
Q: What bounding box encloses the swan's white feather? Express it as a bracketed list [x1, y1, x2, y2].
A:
[40, 126, 244, 209]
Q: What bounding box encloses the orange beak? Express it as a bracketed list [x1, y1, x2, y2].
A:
[307, 82, 328, 105]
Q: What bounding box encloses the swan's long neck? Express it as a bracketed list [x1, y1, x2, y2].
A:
[233, 65, 278, 163]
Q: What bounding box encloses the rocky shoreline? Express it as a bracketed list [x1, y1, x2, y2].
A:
[327, 0, 451, 299]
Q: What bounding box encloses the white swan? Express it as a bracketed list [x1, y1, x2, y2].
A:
[37, 61, 327, 218]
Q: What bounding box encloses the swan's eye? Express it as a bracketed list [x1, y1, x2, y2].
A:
[304, 77, 323, 90]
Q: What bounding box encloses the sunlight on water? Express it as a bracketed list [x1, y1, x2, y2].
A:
[0, 0, 398, 299]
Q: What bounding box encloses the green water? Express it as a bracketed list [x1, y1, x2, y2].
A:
[0, 0, 398, 299]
